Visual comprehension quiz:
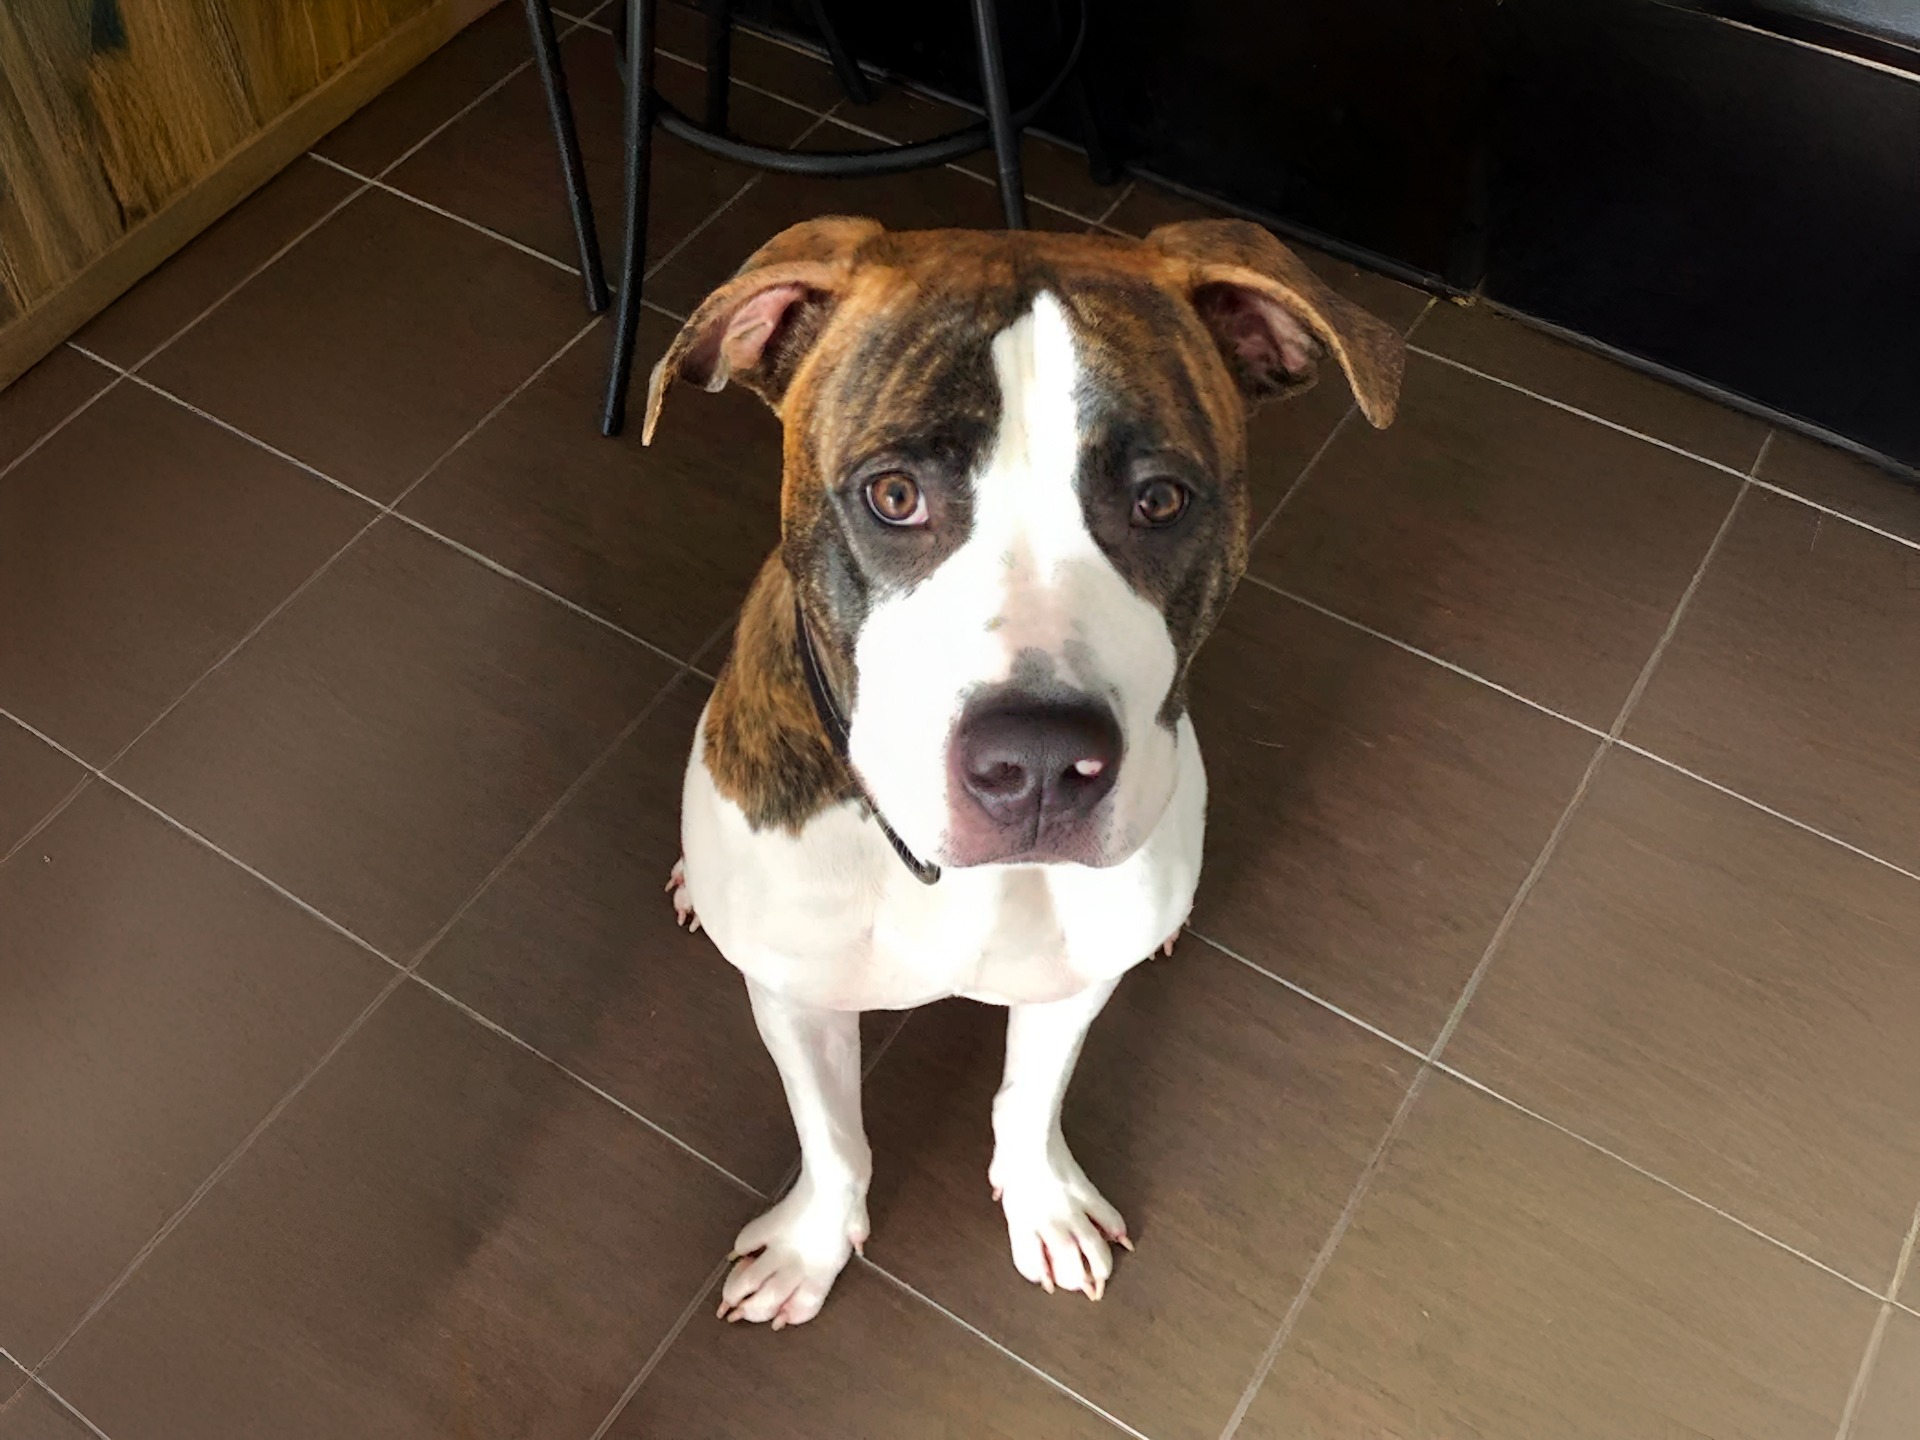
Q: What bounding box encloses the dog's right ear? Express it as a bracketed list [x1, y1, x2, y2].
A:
[642, 215, 884, 445]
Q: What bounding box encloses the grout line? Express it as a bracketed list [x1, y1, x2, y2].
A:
[1433, 1060, 1900, 1307]
[1833, 1202, 1920, 1440]
[28, 1378, 114, 1440]
[110, 365, 384, 505]
[384, 509, 687, 667]
[0, 767, 94, 872]
[1218, 1069, 1433, 1438]
[1400, 292, 1440, 343]
[587, 1256, 735, 1440]
[1189, 932, 1429, 1064]
[1246, 405, 1356, 551]
[1195, 927, 1911, 1309]
[859, 1260, 1156, 1440]
[1410, 345, 1751, 480]
[120, 155, 374, 378]
[1221, 447, 1764, 1428]
[1241, 576, 1610, 739]
[410, 973, 764, 1197]
[308, 153, 584, 275]
[0, 372, 127, 485]
[1091, 180, 1137, 229]
[1422, 450, 1757, 1063]
[1748, 474, 1920, 559]
[30, 965, 411, 1374]
[402, 668, 702, 964]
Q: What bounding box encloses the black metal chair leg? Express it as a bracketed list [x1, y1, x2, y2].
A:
[524, 0, 608, 312]
[601, 0, 658, 437]
[703, 0, 733, 135]
[969, 0, 1028, 228]
[803, 0, 874, 106]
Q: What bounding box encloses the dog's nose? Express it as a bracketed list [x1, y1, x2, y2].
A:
[952, 696, 1122, 835]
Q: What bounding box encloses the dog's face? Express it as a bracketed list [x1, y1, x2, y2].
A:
[649, 219, 1403, 869]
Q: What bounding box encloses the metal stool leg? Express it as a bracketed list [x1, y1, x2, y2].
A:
[803, 0, 874, 106]
[524, 0, 608, 312]
[969, 0, 1027, 228]
[703, 0, 732, 135]
[601, 0, 658, 437]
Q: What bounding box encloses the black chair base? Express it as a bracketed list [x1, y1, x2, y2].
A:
[520, 0, 1116, 436]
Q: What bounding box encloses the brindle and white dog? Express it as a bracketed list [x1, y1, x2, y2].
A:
[645, 215, 1404, 1329]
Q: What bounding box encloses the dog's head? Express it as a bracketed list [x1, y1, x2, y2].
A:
[649, 217, 1403, 870]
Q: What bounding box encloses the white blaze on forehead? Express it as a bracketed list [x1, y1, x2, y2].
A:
[846, 290, 1183, 866]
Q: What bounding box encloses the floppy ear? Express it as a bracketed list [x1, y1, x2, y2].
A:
[1147, 218, 1404, 428]
[642, 215, 885, 445]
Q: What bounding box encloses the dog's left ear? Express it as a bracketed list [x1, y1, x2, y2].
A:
[1147, 218, 1404, 428]
[643, 215, 885, 444]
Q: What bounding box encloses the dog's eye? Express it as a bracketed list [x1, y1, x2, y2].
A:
[1132, 478, 1190, 528]
[866, 472, 928, 527]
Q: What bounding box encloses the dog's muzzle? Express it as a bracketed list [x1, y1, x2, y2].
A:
[947, 693, 1122, 866]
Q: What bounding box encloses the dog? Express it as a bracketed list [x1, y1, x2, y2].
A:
[644, 215, 1404, 1329]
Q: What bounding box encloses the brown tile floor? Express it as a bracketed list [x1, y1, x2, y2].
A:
[4, 7, 1919, 1438]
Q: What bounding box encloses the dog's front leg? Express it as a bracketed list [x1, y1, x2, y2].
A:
[719, 978, 870, 1329]
[989, 979, 1132, 1301]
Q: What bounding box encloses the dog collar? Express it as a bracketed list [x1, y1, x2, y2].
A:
[793, 600, 943, 886]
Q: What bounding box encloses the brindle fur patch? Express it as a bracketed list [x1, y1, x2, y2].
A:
[702, 553, 857, 832]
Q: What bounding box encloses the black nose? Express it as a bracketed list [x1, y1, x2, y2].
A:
[953, 696, 1123, 835]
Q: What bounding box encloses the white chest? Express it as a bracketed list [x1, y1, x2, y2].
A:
[678, 708, 1206, 1011]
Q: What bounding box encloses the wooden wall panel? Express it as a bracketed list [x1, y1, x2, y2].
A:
[0, 0, 490, 387]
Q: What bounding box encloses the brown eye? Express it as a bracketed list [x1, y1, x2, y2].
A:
[866, 472, 927, 526]
[1133, 478, 1190, 528]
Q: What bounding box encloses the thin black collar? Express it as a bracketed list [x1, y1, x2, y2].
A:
[792, 600, 942, 886]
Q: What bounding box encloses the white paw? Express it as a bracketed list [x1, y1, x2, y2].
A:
[665, 858, 700, 933]
[717, 1184, 867, 1329]
[990, 1144, 1131, 1301]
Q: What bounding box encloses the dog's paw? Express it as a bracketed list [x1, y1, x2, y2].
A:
[717, 1185, 867, 1329]
[1154, 916, 1188, 959]
[664, 858, 700, 934]
[990, 1147, 1131, 1301]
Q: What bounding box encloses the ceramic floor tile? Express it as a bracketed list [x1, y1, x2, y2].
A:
[856, 946, 1417, 1440]
[1189, 583, 1598, 1047]
[314, 2, 538, 175]
[400, 310, 780, 655]
[0, 383, 372, 763]
[1851, 1309, 1920, 1440]
[1449, 748, 1920, 1286]
[420, 678, 901, 1193]
[0, 350, 115, 473]
[1414, 302, 1771, 472]
[76, 159, 360, 367]
[141, 187, 585, 503]
[1241, 1074, 1877, 1440]
[1760, 429, 1920, 547]
[0, 783, 392, 1364]
[1256, 353, 1741, 727]
[0, 719, 84, 859]
[386, 28, 817, 277]
[617, 1261, 1131, 1440]
[0, 1387, 95, 1440]
[44, 982, 758, 1440]
[113, 518, 676, 958]
[1627, 487, 1920, 876]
